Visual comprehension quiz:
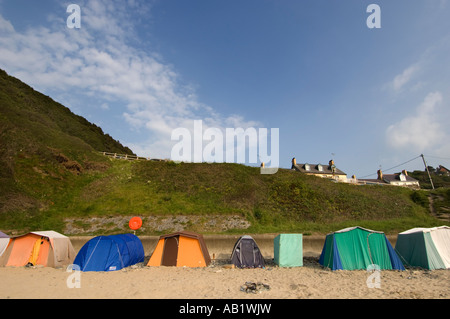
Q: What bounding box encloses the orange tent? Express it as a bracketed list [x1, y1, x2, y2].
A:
[0, 231, 75, 268]
[147, 231, 211, 267]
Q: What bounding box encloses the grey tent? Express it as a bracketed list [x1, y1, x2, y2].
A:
[395, 226, 450, 269]
[0, 231, 10, 257]
[230, 235, 265, 268]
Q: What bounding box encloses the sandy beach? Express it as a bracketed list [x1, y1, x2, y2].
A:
[1, 257, 448, 300]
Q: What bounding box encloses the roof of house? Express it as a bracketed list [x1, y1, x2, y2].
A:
[292, 163, 346, 176]
[381, 173, 419, 183]
[359, 173, 419, 185]
[437, 165, 450, 172]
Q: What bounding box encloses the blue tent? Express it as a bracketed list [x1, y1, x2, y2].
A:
[73, 234, 144, 272]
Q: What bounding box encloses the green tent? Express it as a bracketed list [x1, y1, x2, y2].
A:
[274, 234, 303, 267]
[395, 226, 450, 270]
[319, 227, 405, 270]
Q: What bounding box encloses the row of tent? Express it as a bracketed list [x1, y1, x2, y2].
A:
[320, 226, 449, 270]
[0, 226, 449, 271]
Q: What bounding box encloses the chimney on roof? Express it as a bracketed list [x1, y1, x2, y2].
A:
[402, 169, 408, 176]
[261, 162, 265, 168]
[291, 157, 296, 169]
[377, 169, 383, 180]
[329, 159, 336, 173]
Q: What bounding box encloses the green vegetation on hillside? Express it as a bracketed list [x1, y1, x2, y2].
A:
[1, 158, 444, 235]
[0, 69, 446, 236]
[0, 69, 133, 214]
[409, 170, 450, 189]
[408, 170, 450, 221]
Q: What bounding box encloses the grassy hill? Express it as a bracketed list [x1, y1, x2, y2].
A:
[0, 69, 133, 216]
[408, 170, 450, 222]
[409, 169, 450, 189]
[0, 69, 446, 236]
[1, 157, 444, 236]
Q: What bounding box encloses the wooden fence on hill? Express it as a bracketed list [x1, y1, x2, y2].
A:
[99, 152, 167, 162]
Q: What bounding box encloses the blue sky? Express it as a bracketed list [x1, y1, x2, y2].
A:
[0, 0, 449, 178]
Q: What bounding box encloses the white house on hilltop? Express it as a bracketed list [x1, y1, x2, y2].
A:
[291, 158, 347, 182]
[357, 170, 420, 189]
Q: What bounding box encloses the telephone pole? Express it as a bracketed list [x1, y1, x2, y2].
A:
[421, 154, 435, 190]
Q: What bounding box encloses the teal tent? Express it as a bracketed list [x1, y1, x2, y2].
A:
[319, 227, 405, 271]
[395, 226, 450, 270]
[274, 234, 303, 267]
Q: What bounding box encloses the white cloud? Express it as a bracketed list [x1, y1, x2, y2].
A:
[385, 91, 445, 151]
[391, 64, 419, 92]
[0, 14, 14, 32]
[0, 0, 258, 158]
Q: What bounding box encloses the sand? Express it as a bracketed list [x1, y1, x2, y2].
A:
[1, 258, 448, 300]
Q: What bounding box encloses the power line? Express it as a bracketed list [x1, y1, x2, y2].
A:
[358, 155, 422, 179]
[423, 155, 450, 161]
[358, 154, 449, 179]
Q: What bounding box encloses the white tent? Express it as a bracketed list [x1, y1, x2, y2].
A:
[0, 231, 10, 257]
[395, 226, 450, 269]
[0, 231, 75, 267]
